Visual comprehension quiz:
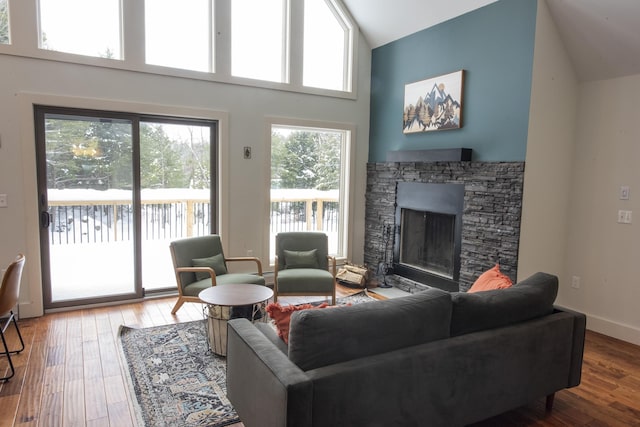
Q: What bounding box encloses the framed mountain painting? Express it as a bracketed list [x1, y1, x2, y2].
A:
[403, 70, 464, 134]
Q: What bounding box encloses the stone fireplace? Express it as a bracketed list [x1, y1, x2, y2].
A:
[364, 151, 524, 292]
[393, 182, 464, 292]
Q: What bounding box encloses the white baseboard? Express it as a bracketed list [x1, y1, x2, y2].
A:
[17, 301, 44, 319]
[586, 314, 640, 346]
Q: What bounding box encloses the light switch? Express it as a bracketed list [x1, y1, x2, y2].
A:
[0, 194, 7, 208]
[620, 186, 630, 200]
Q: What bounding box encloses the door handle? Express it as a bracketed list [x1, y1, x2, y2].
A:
[41, 211, 52, 228]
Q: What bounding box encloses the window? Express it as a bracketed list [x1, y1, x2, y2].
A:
[38, 0, 122, 59]
[303, 0, 353, 92]
[270, 123, 351, 259]
[231, 0, 288, 83]
[0, 0, 9, 44]
[15, 0, 356, 96]
[145, 0, 213, 72]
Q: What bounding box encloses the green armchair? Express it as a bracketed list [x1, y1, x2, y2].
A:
[274, 231, 336, 305]
[169, 235, 265, 314]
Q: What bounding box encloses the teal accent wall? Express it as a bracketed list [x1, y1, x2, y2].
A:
[369, 0, 537, 162]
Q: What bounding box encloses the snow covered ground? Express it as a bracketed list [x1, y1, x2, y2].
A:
[46, 188, 339, 303]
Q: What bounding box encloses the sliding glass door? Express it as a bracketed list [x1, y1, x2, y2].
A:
[35, 106, 217, 309]
[139, 120, 214, 292]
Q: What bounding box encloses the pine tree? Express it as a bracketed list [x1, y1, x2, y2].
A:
[140, 123, 187, 188]
[278, 131, 319, 189]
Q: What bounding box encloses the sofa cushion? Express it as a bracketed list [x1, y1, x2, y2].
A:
[288, 288, 452, 371]
[276, 268, 334, 293]
[468, 264, 513, 293]
[450, 272, 558, 336]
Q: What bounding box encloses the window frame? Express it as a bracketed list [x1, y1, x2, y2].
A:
[0, 0, 357, 99]
[265, 116, 356, 266]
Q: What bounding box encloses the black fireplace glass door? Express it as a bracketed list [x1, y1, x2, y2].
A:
[400, 208, 455, 278]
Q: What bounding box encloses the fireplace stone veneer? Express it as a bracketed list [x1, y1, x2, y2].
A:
[365, 161, 525, 292]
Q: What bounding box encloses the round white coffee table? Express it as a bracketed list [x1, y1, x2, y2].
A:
[199, 284, 273, 356]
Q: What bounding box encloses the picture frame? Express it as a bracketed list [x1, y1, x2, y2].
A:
[403, 70, 465, 134]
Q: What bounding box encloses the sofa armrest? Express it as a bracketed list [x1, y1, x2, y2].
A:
[227, 319, 313, 427]
[553, 305, 587, 386]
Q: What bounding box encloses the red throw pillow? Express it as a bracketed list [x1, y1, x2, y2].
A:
[468, 264, 513, 293]
[266, 303, 328, 343]
[266, 302, 350, 343]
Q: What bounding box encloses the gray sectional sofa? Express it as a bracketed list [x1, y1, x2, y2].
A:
[226, 272, 586, 427]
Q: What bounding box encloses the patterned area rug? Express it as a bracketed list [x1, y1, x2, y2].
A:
[337, 289, 379, 304]
[303, 289, 379, 306]
[119, 321, 238, 427]
[118, 291, 377, 426]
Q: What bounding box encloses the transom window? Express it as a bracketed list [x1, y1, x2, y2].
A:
[145, 0, 214, 72]
[9, 0, 356, 96]
[232, 0, 287, 83]
[38, 0, 122, 59]
[303, 0, 352, 92]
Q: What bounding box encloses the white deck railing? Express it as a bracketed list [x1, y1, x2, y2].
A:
[47, 188, 339, 244]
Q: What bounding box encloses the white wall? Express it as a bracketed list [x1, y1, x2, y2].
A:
[519, 0, 578, 280]
[562, 73, 640, 345]
[522, 0, 640, 345]
[0, 37, 371, 318]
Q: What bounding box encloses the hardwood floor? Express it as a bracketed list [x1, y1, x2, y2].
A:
[1, 288, 639, 427]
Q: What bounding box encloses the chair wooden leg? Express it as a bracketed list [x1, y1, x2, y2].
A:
[331, 283, 336, 305]
[171, 298, 185, 315]
[545, 393, 555, 412]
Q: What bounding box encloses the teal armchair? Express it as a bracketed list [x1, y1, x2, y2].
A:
[170, 235, 265, 314]
[274, 232, 336, 305]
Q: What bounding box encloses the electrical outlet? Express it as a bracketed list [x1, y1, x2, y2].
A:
[571, 276, 580, 289]
[618, 210, 632, 224]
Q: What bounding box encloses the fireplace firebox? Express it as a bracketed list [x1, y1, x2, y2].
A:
[392, 182, 464, 292]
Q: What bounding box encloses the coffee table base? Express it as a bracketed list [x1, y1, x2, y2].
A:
[205, 305, 231, 356]
[199, 284, 274, 357]
[204, 303, 268, 356]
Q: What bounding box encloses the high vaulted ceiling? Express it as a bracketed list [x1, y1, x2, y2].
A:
[341, 0, 640, 82]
